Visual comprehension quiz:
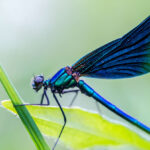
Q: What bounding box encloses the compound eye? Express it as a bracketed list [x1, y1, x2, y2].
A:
[34, 75, 44, 83]
[32, 75, 44, 92]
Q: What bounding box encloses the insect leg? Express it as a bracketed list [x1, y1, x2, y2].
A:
[95, 101, 101, 114]
[43, 89, 50, 105]
[67, 90, 79, 107]
[15, 89, 50, 106]
[55, 89, 79, 107]
[52, 93, 66, 150]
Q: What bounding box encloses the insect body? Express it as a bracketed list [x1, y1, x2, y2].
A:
[31, 16, 150, 150]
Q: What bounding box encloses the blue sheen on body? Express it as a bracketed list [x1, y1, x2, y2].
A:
[78, 80, 150, 133]
[50, 68, 66, 84]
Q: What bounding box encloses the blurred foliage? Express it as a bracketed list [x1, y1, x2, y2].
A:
[0, 0, 150, 150]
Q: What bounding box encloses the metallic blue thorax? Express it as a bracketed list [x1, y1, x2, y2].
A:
[50, 68, 66, 84]
[49, 68, 77, 91]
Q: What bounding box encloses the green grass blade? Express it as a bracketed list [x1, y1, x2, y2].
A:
[2, 100, 150, 150]
[0, 66, 50, 150]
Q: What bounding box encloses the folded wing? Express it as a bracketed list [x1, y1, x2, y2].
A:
[72, 16, 150, 79]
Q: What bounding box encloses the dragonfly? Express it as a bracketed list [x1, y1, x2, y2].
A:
[26, 16, 150, 150]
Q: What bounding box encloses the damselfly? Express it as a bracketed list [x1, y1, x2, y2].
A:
[22, 16, 150, 150]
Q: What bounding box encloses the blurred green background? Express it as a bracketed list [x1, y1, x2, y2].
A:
[0, 0, 150, 150]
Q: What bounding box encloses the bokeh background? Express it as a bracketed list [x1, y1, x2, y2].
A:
[0, 0, 150, 150]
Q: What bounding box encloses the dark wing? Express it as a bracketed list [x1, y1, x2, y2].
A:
[72, 16, 150, 79]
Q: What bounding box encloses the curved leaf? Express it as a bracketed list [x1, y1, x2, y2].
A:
[2, 100, 150, 150]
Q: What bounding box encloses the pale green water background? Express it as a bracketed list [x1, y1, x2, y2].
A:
[0, 0, 150, 150]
